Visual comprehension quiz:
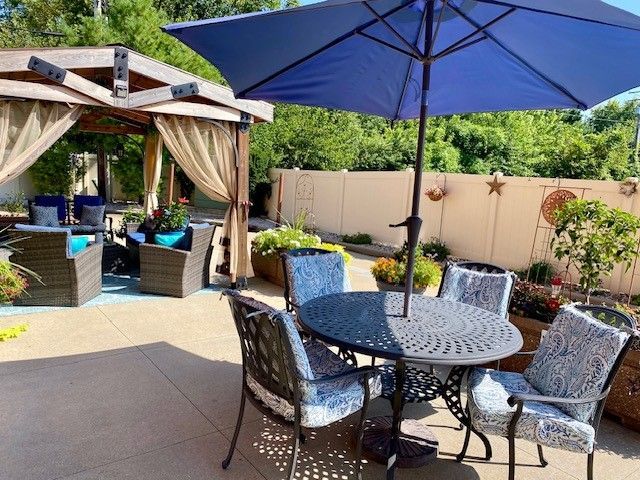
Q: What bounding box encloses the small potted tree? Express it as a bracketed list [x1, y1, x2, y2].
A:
[552, 199, 640, 303]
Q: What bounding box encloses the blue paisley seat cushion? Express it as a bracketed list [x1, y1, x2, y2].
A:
[285, 252, 351, 307]
[523, 305, 629, 423]
[246, 339, 382, 429]
[439, 263, 515, 318]
[468, 368, 595, 454]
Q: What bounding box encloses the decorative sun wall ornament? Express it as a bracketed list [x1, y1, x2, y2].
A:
[619, 177, 639, 197]
[486, 173, 506, 196]
[541, 189, 577, 225]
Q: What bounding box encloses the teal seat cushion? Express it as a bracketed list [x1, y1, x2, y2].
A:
[70, 236, 91, 256]
[154, 231, 186, 248]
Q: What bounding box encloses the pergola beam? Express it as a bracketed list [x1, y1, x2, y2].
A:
[79, 119, 146, 135]
[0, 47, 114, 73]
[128, 83, 200, 108]
[28, 56, 114, 106]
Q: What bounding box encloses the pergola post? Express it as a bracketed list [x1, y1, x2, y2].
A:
[235, 122, 250, 289]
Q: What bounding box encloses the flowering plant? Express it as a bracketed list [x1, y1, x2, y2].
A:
[148, 198, 189, 232]
[510, 280, 567, 323]
[371, 256, 441, 289]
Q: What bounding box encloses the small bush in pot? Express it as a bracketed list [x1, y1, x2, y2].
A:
[422, 237, 450, 262]
[371, 256, 441, 291]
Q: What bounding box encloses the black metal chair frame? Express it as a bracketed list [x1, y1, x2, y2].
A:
[222, 290, 376, 480]
[458, 304, 638, 480]
[281, 247, 359, 366]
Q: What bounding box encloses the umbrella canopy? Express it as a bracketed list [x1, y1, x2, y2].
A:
[164, 0, 640, 318]
[164, 0, 640, 120]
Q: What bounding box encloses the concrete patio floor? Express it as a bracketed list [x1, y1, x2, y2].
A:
[1, 253, 639, 480]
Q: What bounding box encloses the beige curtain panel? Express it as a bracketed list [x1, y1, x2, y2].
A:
[142, 131, 163, 214]
[154, 114, 239, 280]
[0, 100, 84, 185]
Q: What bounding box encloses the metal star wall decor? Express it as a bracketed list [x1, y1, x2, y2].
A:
[486, 175, 506, 196]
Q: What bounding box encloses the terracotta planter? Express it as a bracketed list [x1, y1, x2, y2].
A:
[251, 250, 286, 287]
[501, 314, 640, 432]
[375, 280, 426, 295]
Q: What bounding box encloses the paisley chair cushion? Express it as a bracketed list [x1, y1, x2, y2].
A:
[285, 252, 351, 307]
[439, 263, 515, 318]
[468, 368, 595, 454]
[247, 339, 382, 429]
[523, 305, 629, 423]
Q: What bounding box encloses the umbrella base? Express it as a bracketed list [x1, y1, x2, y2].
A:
[362, 416, 439, 468]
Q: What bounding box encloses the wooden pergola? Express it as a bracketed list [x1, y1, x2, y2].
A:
[0, 45, 274, 286]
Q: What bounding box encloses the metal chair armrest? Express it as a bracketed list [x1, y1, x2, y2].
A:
[507, 388, 610, 408]
[306, 366, 377, 385]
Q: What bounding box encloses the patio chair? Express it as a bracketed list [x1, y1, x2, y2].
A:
[379, 261, 517, 403]
[139, 223, 215, 297]
[222, 290, 381, 480]
[281, 248, 357, 365]
[67, 195, 113, 243]
[458, 304, 637, 480]
[9, 226, 103, 306]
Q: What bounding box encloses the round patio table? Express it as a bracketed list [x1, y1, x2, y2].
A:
[298, 291, 523, 480]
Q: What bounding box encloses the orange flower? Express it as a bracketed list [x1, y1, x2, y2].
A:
[178, 197, 189, 204]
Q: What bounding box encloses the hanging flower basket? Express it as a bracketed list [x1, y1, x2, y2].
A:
[425, 184, 446, 201]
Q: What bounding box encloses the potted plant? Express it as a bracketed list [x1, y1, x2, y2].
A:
[251, 215, 351, 286]
[371, 256, 441, 293]
[552, 199, 640, 303]
[425, 184, 446, 201]
[144, 197, 190, 243]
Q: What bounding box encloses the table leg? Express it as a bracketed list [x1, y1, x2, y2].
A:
[386, 359, 405, 480]
[442, 365, 492, 461]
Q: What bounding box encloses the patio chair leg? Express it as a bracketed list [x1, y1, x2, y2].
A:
[537, 444, 548, 467]
[288, 420, 301, 480]
[354, 393, 369, 479]
[456, 407, 472, 462]
[508, 433, 516, 480]
[587, 452, 594, 480]
[222, 390, 246, 469]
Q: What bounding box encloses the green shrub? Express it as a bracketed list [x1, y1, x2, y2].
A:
[341, 232, 372, 245]
[422, 237, 450, 262]
[116, 207, 146, 239]
[0, 191, 26, 214]
[519, 261, 555, 284]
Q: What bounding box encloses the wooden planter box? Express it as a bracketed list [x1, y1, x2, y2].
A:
[502, 314, 640, 432]
[251, 250, 286, 287]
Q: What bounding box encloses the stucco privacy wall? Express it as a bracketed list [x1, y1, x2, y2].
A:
[266, 168, 640, 296]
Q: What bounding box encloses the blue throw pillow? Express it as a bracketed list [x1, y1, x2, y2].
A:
[70, 236, 91, 255]
[29, 205, 60, 227]
[154, 231, 186, 249]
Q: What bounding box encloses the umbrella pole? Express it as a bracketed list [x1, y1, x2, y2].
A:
[403, 1, 434, 318]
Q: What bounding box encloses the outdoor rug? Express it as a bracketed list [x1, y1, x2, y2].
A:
[0, 273, 222, 317]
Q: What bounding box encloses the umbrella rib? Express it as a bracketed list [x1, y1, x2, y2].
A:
[394, 1, 430, 119]
[433, 35, 488, 61]
[357, 31, 423, 61]
[236, 1, 414, 98]
[448, 3, 587, 109]
[431, 7, 515, 60]
[362, 2, 424, 59]
[427, 0, 448, 58]
[475, 0, 640, 33]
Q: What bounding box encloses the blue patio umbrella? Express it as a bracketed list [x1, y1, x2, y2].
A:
[164, 0, 640, 317]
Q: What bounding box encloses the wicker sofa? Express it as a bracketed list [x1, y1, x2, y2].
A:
[139, 224, 215, 298]
[9, 229, 103, 307]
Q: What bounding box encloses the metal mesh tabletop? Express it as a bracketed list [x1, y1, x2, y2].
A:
[299, 291, 523, 365]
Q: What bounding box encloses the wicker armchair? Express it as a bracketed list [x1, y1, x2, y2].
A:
[9, 230, 103, 306]
[139, 224, 215, 297]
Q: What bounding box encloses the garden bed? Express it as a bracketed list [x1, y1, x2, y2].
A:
[501, 314, 640, 432]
